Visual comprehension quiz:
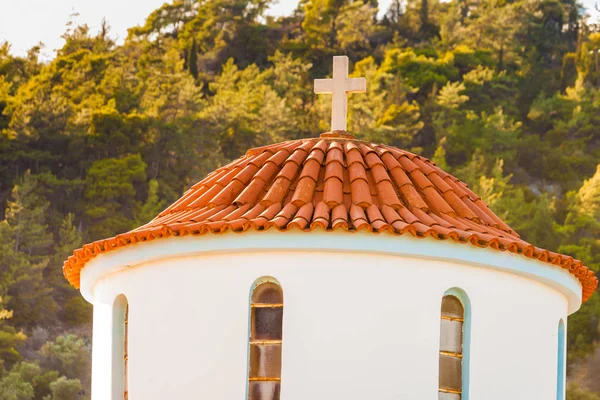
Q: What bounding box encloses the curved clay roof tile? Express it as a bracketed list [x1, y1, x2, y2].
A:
[63, 133, 598, 300]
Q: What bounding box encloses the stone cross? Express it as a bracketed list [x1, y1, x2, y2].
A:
[314, 56, 367, 132]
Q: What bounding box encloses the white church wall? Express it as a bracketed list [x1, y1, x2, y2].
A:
[84, 232, 573, 400]
[80, 231, 582, 313]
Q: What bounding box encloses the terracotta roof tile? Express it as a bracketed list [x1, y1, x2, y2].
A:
[371, 163, 391, 183]
[331, 204, 349, 229]
[411, 157, 436, 175]
[288, 148, 309, 166]
[325, 160, 344, 181]
[349, 161, 369, 183]
[276, 203, 298, 220]
[400, 185, 428, 210]
[325, 147, 345, 166]
[345, 147, 366, 167]
[376, 180, 402, 208]
[311, 201, 330, 229]
[411, 208, 439, 227]
[255, 162, 279, 183]
[441, 214, 474, 232]
[350, 179, 373, 207]
[215, 166, 243, 187]
[186, 184, 222, 209]
[261, 177, 291, 205]
[381, 204, 401, 224]
[233, 178, 266, 205]
[443, 191, 478, 220]
[63, 134, 598, 301]
[233, 163, 260, 184]
[350, 204, 371, 230]
[266, 149, 291, 166]
[388, 165, 412, 187]
[222, 204, 251, 221]
[208, 180, 245, 207]
[397, 206, 419, 225]
[462, 196, 497, 226]
[291, 202, 314, 226]
[397, 155, 419, 173]
[207, 205, 237, 222]
[408, 169, 433, 189]
[427, 172, 453, 193]
[292, 177, 317, 206]
[422, 186, 454, 215]
[277, 161, 300, 181]
[443, 176, 469, 199]
[364, 152, 384, 168]
[299, 158, 321, 182]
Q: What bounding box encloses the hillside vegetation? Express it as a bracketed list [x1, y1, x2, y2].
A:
[0, 0, 599, 397]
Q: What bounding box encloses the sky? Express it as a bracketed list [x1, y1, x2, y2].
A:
[7, 0, 389, 59]
[0, 0, 598, 59]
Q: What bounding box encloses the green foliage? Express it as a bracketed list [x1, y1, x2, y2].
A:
[0, 175, 56, 328]
[555, 166, 600, 365]
[557, 165, 600, 273]
[188, 38, 199, 80]
[568, 383, 600, 400]
[437, 81, 468, 109]
[11, 362, 60, 400]
[49, 214, 87, 326]
[0, 325, 26, 367]
[381, 48, 458, 96]
[45, 377, 82, 400]
[335, 1, 379, 53]
[0, 0, 599, 395]
[39, 335, 90, 384]
[0, 371, 34, 400]
[0, 361, 80, 400]
[5, 172, 52, 259]
[0, 361, 61, 400]
[84, 154, 146, 240]
[200, 59, 293, 158]
[135, 179, 167, 226]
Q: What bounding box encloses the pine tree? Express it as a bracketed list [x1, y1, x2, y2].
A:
[188, 38, 199, 80]
[48, 214, 90, 326]
[84, 154, 147, 240]
[0, 295, 26, 370]
[418, 0, 439, 40]
[5, 172, 53, 261]
[135, 180, 167, 226]
[1, 175, 56, 328]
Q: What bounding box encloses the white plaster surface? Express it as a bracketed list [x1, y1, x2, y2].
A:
[85, 233, 571, 400]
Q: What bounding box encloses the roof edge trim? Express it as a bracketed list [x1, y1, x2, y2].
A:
[80, 230, 582, 313]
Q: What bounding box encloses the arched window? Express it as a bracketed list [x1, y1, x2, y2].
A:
[557, 319, 565, 400]
[112, 295, 129, 400]
[439, 290, 470, 400]
[247, 278, 283, 400]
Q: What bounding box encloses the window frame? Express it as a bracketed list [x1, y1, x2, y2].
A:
[246, 277, 283, 400]
[439, 288, 471, 400]
[112, 294, 129, 400]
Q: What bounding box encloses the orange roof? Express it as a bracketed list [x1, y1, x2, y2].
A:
[63, 132, 598, 300]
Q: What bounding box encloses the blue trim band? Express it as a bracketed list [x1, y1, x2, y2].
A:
[81, 231, 582, 313]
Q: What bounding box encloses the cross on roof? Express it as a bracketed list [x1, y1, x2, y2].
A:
[314, 56, 367, 132]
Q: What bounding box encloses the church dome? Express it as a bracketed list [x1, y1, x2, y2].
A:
[63, 132, 598, 300]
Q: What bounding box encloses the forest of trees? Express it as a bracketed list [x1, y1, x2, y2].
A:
[0, 0, 599, 398]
